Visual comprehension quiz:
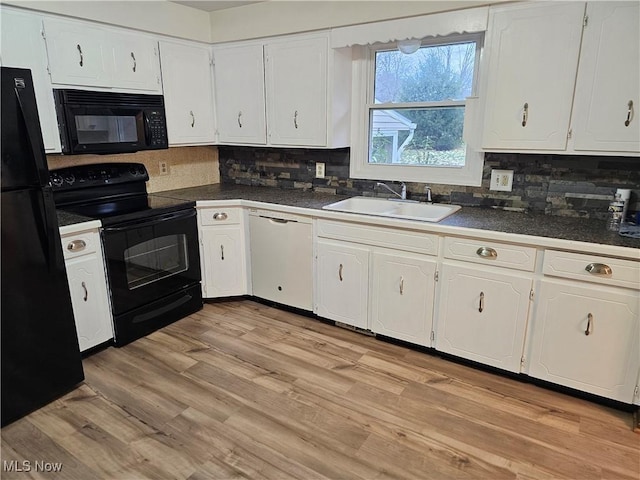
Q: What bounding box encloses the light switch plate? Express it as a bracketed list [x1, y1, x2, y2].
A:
[315, 162, 325, 178]
[490, 169, 513, 191]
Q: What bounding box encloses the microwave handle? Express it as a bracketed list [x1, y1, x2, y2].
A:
[143, 112, 152, 146]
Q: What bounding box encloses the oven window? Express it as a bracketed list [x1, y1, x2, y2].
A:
[124, 234, 189, 290]
[75, 115, 138, 144]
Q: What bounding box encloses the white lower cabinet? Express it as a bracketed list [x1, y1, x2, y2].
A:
[436, 262, 533, 373]
[198, 207, 248, 298]
[61, 226, 113, 352]
[316, 239, 369, 329]
[370, 250, 436, 347]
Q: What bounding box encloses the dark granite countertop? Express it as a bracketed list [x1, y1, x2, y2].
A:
[57, 210, 94, 227]
[120, 184, 637, 251]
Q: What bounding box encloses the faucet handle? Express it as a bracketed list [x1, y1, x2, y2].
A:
[424, 185, 432, 202]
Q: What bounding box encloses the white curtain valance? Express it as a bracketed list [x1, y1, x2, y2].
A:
[330, 6, 489, 48]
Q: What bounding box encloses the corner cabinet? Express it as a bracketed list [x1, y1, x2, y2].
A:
[159, 40, 216, 146]
[212, 32, 351, 148]
[212, 43, 266, 145]
[526, 250, 640, 403]
[481, 2, 585, 151]
[571, 2, 640, 153]
[198, 206, 249, 298]
[0, 7, 61, 153]
[60, 224, 113, 353]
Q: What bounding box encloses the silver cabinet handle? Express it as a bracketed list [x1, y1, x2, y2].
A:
[131, 52, 137, 72]
[190, 110, 195, 127]
[625, 100, 633, 127]
[294, 110, 298, 129]
[479, 291, 485, 313]
[338, 263, 343, 282]
[476, 247, 497, 259]
[238, 111, 243, 128]
[77, 44, 83, 67]
[585, 263, 612, 277]
[585, 312, 593, 336]
[220, 245, 224, 261]
[521, 102, 528, 127]
[82, 281, 88, 302]
[399, 276, 404, 295]
[213, 212, 228, 221]
[67, 239, 86, 252]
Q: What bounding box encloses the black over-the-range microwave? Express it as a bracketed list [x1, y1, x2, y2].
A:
[53, 89, 168, 155]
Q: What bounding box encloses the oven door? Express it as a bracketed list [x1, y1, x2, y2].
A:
[102, 208, 201, 316]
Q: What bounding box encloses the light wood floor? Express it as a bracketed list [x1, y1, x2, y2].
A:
[2, 299, 639, 479]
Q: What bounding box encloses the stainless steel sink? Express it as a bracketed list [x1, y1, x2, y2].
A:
[322, 196, 461, 222]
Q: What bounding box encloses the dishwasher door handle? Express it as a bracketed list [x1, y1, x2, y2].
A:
[259, 215, 296, 224]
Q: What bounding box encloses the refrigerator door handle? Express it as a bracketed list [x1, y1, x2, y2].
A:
[13, 85, 49, 186]
[31, 189, 62, 273]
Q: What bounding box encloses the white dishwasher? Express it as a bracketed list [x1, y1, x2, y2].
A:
[249, 209, 313, 311]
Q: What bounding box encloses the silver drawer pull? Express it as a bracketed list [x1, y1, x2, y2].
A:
[82, 281, 88, 302]
[338, 263, 343, 282]
[585, 313, 593, 336]
[476, 247, 497, 259]
[399, 276, 404, 295]
[213, 212, 228, 221]
[479, 291, 485, 313]
[585, 263, 612, 277]
[67, 239, 86, 252]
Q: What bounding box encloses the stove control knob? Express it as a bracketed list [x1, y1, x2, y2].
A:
[63, 173, 75, 185]
[137, 165, 146, 176]
[129, 166, 138, 176]
[50, 173, 63, 187]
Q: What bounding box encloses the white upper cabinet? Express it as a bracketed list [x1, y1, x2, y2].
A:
[44, 17, 111, 88]
[481, 2, 585, 151]
[265, 36, 328, 146]
[212, 43, 266, 144]
[109, 30, 162, 92]
[43, 17, 162, 93]
[571, 2, 640, 153]
[213, 32, 351, 148]
[0, 7, 61, 153]
[159, 40, 216, 145]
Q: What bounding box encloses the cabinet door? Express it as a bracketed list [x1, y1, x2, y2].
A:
[572, 2, 640, 153]
[0, 8, 61, 152]
[111, 32, 161, 92]
[201, 226, 246, 298]
[159, 41, 216, 145]
[371, 251, 436, 347]
[65, 252, 113, 352]
[481, 2, 585, 150]
[436, 263, 532, 372]
[527, 280, 639, 403]
[44, 18, 111, 87]
[316, 240, 369, 329]
[213, 44, 266, 144]
[265, 37, 328, 146]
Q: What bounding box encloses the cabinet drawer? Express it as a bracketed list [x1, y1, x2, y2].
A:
[199, 207, 242, 226]
[543, 250, 640, 290]
[61, 231, 99, 259]
[316, 219, 438, 256]
[443, 237, 537, 272]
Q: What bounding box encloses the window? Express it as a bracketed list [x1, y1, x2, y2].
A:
[350, 33, 484, 186]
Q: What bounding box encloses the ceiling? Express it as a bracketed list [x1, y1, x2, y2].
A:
[171, 1, 263, 12]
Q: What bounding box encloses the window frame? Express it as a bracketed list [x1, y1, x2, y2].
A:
[349, 32, 485, 186]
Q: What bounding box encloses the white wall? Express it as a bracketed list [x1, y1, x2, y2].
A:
[4, 0, 510, 44]
[208, 0, 503, 43]
[3, 1, 212, 42]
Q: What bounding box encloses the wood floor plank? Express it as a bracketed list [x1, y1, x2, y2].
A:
[2, 299, 638, 480]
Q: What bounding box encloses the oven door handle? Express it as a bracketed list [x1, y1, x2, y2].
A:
[103, 208, 196, 232]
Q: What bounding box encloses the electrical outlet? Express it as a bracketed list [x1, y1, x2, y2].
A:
[490, 169, 514, 192]
[315, 162, 325, 178]
[159, 161, 169, 176]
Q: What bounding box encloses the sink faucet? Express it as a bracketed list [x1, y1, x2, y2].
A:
[424, 185, 432, 203]
[376, 181, 406, 200]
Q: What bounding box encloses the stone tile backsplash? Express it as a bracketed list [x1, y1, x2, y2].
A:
[219, 146, 640, 219]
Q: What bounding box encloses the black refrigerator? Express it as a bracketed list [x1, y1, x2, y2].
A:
[1, 67, 84, 427]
